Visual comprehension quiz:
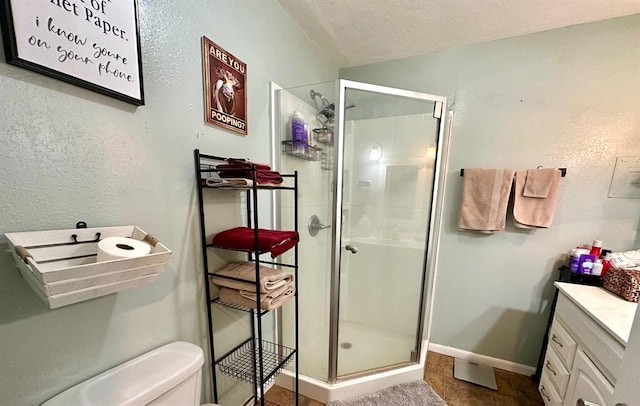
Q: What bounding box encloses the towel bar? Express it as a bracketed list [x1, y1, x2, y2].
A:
[460, 168, 567, 177]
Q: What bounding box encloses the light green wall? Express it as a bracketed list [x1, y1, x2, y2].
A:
[341, 14, 640, 367]
[0, 1, 336, 405]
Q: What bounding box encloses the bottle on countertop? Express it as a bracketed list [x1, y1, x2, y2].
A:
[589, 239, 603, 258]
[570, 248, 590, 273]
[578, 254, 596, 274]
[569, 248, 580, 273]
[591, 259, 604, 276]
[601, 252, 612, 276]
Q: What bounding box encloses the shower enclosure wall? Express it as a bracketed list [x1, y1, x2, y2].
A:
[271, 80, 447, 402]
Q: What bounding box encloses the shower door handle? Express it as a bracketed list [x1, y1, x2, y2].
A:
[345, 244, 358, 254]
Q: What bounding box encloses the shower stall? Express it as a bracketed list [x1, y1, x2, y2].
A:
[271, 80, 448, 402]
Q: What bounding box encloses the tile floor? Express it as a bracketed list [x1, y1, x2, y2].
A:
[264, 351, 545, 406]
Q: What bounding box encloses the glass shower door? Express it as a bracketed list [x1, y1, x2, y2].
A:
[331, 81, 443, 379]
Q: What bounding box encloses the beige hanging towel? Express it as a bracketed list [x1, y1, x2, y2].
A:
[523, 168, 557, 198]
[458, 168, 515, 233]
[513, 169, 561, 228]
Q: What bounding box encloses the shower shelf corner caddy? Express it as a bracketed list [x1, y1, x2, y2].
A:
[280, 140, 322, 161]
[193, 149, 299, 406]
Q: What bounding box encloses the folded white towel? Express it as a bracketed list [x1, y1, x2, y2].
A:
[611, 250, 640, 269]
[203, 178, 253, 188]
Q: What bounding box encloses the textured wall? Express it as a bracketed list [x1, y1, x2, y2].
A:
[0, 1, 336, 405]
[341, 14, 640, 367]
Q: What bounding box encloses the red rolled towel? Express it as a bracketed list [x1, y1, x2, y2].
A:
[217, 170, 283, 185]
[211, 227, 299, 258]
[216, 159, 283, 185]
[217, 158, 271, 171]
[255, 171, 283, 185]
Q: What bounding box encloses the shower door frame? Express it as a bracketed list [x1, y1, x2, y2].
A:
[328, 79, 448, 383]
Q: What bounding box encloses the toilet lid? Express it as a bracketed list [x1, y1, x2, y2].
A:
[42, 342, 204, 406]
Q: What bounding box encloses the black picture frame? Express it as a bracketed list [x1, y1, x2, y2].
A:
[0, 0, 145, 105]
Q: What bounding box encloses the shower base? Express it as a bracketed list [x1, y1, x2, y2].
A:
[277, 320, 426, 403]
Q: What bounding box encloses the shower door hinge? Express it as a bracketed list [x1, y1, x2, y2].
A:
[433, 101, 443, 119]
[410, 350, 419, 362]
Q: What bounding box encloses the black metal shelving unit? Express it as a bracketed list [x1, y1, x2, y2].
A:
[194, 149, 299, 406]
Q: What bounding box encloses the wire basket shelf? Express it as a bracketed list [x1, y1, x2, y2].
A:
[210, 297, 270, 315]
[218, 338, 296, 386]
[281, 141, 322, 161]
[312, 127, 334, 145]
[321, 151, 334, 171]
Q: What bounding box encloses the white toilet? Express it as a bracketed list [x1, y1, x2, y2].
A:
[42, 341, 219, 406]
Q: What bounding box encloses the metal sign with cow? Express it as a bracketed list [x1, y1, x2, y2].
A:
[202, 36, 247, 135]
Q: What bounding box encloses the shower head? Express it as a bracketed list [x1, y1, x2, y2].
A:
[310, 88, 335, 124]
[318, 103, 335, 120]
[310, 89, 331, 109]
[310, 89, 323, 101]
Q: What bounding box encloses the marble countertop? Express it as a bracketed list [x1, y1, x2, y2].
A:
[555, 282, 638, 345]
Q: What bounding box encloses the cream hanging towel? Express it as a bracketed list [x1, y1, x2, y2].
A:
[458, 168, 515, 234]
[513, 169, 561, 228]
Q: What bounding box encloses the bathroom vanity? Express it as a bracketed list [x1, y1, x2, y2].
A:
[538, 282, 637, 406]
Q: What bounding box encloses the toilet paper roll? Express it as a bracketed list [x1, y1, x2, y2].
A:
[97, 236, 152, 262]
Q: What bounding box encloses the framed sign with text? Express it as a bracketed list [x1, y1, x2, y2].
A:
[202, 36, 247, 135]
[0, 0, 145, 105]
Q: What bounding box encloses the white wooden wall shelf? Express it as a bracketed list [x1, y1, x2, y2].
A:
[4, 225, 171, 309]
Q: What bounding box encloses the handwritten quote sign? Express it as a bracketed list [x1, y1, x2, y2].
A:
[1, 0, 144, 105]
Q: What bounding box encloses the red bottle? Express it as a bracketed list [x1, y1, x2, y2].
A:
[601, 253, 612, 276]
[589, 240, 603, 258]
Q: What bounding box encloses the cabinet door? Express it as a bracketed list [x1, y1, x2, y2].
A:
[543, 345, 570, 397]
[539, 369, 563, 406]
[565, 350, 613, 406]
[548, 318, 578, 370]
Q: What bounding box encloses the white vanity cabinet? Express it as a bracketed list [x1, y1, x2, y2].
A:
[538, 282, 637, 406]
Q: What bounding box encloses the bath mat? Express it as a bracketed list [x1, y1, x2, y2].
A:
[328, 380, 446, 406]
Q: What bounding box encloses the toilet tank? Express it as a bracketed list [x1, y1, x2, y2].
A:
[42, 341, 205, 406]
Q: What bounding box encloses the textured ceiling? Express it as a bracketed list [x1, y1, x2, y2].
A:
[277, 0, 640, 67]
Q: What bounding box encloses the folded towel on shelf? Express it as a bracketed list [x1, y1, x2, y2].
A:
[458, 168, 515, 234]
[610, 249, 640, 270]
[523, 168, 557, 198]
[218, 169, 283, 185]
[218, 283, 295, 310]
[216, 159, 284, 185]
[238, 280, 293, 302]
[211, 227, 299, 258]
[201, 178, 254, 188]
[210, 261, 294, 292]
[220, 158, 272, 171]
[253, 170, 284, 185]
[513, 169, 561, 228]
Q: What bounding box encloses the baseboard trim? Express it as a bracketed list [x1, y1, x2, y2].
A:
[428, 343, 536, 376]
